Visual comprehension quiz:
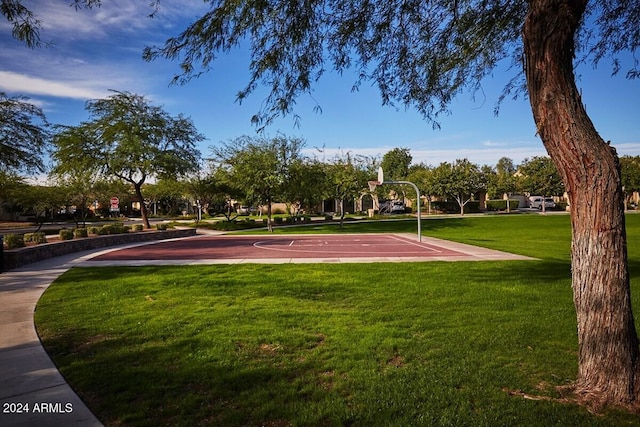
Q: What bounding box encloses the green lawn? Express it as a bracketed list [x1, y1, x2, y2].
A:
[35, 213, 640, 426]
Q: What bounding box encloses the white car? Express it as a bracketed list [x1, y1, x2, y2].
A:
[529, 197, 555, 210]
[390, 201, 406, 214]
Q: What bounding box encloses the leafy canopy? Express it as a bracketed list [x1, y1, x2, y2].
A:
[141, 1, 640, 129]
[52, 91, 203, 184]
[0, 92, 49, 173]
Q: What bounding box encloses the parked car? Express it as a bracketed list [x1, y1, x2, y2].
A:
[237, 206, 251, 215]
[390, 201, 406, 214]
[529, 196, 555, 210]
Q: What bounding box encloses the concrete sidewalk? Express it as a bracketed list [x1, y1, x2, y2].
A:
[1, 250, 104, 427]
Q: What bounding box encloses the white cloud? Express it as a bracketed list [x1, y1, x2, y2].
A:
[303, 144, 548, 167]
[0, 71, 109, 99]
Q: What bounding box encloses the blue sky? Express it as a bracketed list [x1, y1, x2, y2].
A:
[1, 1, 639, 169]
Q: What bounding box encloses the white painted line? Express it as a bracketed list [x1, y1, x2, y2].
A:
[387, 234, 441, 253]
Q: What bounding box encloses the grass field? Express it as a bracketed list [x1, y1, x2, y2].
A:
[35, 213, 640, 426]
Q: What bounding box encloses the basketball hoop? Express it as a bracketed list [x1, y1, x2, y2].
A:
[368, 180, 380, 192]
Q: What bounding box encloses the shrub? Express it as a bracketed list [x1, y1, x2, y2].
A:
[59, 229, 74, 241]
[324, 214, 333, 221]
[430, 201, 481, 214]
[486, 200, 520, 212]
[4, 234, 25, 249]
[133, 224, 143, 232]
[24, 232, 47, 244]
[88, 226, 100, 235]
[155, 223, 168, 231]
[555, 201, 568, 211]
[100, 225, 115, 235]
[74, 228, 88, 238]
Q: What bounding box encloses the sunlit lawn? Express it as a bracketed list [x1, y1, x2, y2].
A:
[35, 213, 640, 426]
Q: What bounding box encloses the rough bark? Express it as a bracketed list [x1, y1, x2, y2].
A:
[523, 0, 640, 408]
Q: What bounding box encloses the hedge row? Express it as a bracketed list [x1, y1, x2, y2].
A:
[2, 223, 164, 249]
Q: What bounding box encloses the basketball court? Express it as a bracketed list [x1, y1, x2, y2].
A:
[84, 233, 534, 265]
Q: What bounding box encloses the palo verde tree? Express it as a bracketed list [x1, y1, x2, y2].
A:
[212, 135, 305, 231]
[517, 156, 565, 199]
[620, 156, 640, 209]
[8, 0, 640, 411]
[51, 91, 203, 228]
[0, 92, 49, 174]
[431, 159, 485, 215]
[325, 152, 372, 226]
[380, 147, 413, 201]
[141, 1, 640, 409]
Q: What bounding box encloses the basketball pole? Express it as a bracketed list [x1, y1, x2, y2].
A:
[371, 167, 422, 242]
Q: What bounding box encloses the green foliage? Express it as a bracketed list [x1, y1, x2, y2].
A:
[23, 232, 47, 244]
[51, 91, 204, 228]
[430, 159, 486, 214]
[4, 233, 24, 249]
[486, 200, 520, 212]
[99, 224, 128, 235]
[212, 135, 305, 230]
[58, 229, 74, 241]
[0, 92, 49, 173]
[517, 156, 564, 196]
[431, 200, 481, 214]
[73, 228, 88, 238]
[155, 223, 168, 231]
[133, 224, 143, 232]
[621, 156, 640, 196]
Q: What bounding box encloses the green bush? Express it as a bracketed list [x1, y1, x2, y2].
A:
[4, 233, 25, 249]
[88, 226, 100, 235]
[59, 229, 74, 241]
[100, 225, 115, 235]
[486, 200, 520, 212]
[24, 232, 47, 244]
[555, 201, 568, 211]
[155, 223, 168, 231]
[133, 224, 143, 232]
[430, 200, 481, 214]
[74, 228, 88, 238]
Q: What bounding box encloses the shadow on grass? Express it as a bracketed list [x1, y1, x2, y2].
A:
[43, 331, 343, 426]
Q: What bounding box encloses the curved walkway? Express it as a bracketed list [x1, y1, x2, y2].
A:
[0, 232, 533, 426]
[0, 249, 108, 427]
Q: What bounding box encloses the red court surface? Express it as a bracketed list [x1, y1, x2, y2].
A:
[86, 233, 534, 265]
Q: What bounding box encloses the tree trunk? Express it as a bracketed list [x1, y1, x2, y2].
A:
[267, 195, 273, 232]
[134, 183, 151, 229]
[523, 0, 640, 408]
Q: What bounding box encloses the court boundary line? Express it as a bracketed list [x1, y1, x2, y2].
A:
[82, 232, 536, 265]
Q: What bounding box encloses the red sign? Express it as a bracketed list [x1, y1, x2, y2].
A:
[110, 197, 119, 207]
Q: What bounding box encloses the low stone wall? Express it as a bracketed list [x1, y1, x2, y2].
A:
[2, 228, 197, 271]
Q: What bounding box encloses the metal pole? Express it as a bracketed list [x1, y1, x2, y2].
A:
[383, 180, 421, 242]
[0, 234, 4, 273]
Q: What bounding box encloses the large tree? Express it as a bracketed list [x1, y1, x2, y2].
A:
[517, 156, 565, 198]
[144, 1, 640, 409]
[7, 0, 640, 410]
[212, 135, 305, 231]
[0, 92, 49, 174]
[51, 91, 203, 228]
[431, 159, 486, 215]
